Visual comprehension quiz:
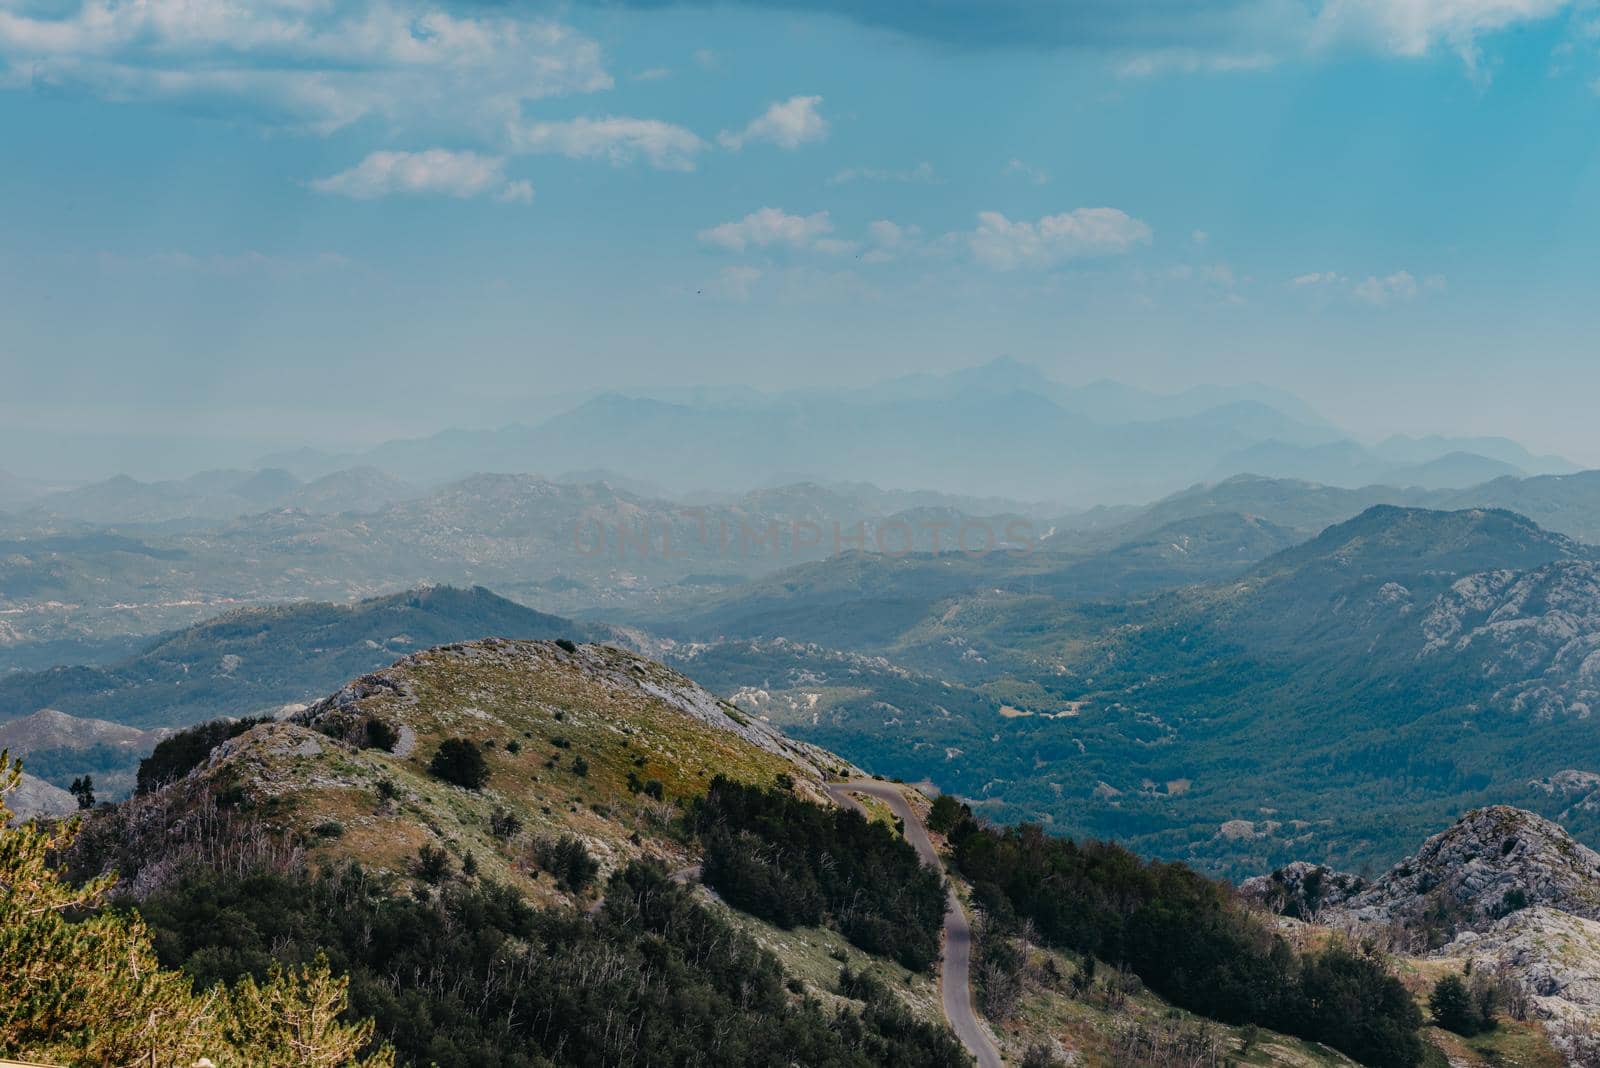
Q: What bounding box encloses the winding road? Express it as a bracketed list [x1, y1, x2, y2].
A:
[825, 780, 1004, 1068]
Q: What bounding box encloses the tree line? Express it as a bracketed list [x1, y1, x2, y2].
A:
[930, 798, 1425, 1068]
[138, 858, 970, 1067]
[691, 775, 947, 971]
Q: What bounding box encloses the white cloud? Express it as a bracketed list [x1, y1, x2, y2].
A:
[1313, 0, 1571, 62]
[498, 179, 535, 204]
[698, 208, 834, 252]
[828, 161, 939, 186]
[1353, 269, 1447, 304]
[968, 208, 1153, 270]
[507, 116, 705, 170]
[869, 220, 909, 247]
[812, 237, 860, 256]
[312, 149, 529, 202]
[1110, 1, 1572, 78]
[859, 219, 925, 262]
[718, 95, 828, 151]
[1291, 268, 1446, 304]
[633, 67, 671, 81]
[1003, 158, 1050, 185]
[0, 1, 612, 134]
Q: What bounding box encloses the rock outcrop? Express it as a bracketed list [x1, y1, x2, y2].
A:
[1441, 907, 1600, 1065]
[1338, 806, 1600, 933]
[1251, 806, 1600, 1063]
[1238, 860, 1367, 921]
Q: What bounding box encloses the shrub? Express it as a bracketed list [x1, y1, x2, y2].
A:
[534, 835, 599, 893]
[1431, 972, 1497, 1036]
[363, 718, 399, 752]
[413, 844, 452, 884]
[555, 639, 578, 653]
[1499, 887, 1528, 915]
[428, 739, 490, 790]
[927, 793, 967, 834]
[489, 807, 523, 840]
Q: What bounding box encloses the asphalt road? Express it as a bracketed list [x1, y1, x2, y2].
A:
[825, 780, 1004, 1068]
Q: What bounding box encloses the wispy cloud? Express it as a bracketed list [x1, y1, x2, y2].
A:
[0, 1, 612, 135]
[507, 116, 706, 170]
[312, 150, 531, 202]
[598, 0, 1576, 78]
[1353, 269, 1447, 305]
[828, 161, 940, 186]
[968, 208, 1153, 270]
[698, 207, 834, 252]
[718, 95, 828, 150]
[1291, 268, 1447, 305]
[708, 265, 763, 300]
[1003, 158, 1050, 185]
[1312, 0, 1571, 62]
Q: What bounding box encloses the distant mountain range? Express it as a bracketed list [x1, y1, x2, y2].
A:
[230, 359, 1579, 502]
[7, 466, 422, 525]
[7, 462, 1600, 674]
[0, 475, 1045, 666]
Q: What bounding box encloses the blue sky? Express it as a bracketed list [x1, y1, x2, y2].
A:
[3, 0, 1600, 474]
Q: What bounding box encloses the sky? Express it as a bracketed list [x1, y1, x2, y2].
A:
[3, 0, 1600, 476]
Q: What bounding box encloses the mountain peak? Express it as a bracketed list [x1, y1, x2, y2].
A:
[1256, 505, 1590, 580]
[1345, 806, 1600, 931]
[93, 638, 848, 903]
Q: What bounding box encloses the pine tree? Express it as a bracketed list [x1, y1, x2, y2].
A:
[0, 749, 392, 1067]
[222, 958, 387, 1068]
[1429, 973, 1482, 1035]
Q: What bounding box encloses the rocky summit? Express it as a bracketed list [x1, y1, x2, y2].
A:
[1249, 805, 1600, 1063]
[1338, 806, 1600, 933]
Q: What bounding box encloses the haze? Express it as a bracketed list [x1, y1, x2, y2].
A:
[4, 0, 1600, 480]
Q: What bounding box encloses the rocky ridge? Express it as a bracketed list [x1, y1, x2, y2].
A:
[1246, 806, 1600, 1062]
